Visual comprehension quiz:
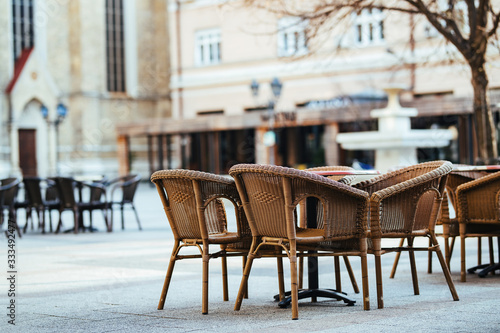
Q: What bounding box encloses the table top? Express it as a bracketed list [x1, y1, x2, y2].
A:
[452, 165, 500, 172]
[307, 170, 381, 176]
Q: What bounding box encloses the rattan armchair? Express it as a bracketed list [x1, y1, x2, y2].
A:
[353, 160, 459, 309]
[390, 166, 490, 277]
[151, 169, 252, 314]
[456, 171, 500, 281]
[230, 164, 370, 320]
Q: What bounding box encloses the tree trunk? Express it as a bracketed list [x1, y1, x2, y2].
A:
[470, 64, 498, 164]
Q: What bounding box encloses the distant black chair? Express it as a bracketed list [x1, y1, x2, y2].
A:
[107, 174, 142, 230]
[51, 177, 110, 233]
[1, 178, 21, 237]
[22, 177, 60, 233]
[83, 181, 111, 232]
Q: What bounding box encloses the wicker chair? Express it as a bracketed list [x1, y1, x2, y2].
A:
[456, 171, 500, 281]
[390, 167, 490, 277]
[151, 169, 252, 314]
[353, 160, 459, 309]
[107, 174, 142, 230]
[299, 166, 359, 293]
[230, 164, 370, 320]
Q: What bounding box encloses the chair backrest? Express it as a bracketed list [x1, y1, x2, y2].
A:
[45, 180, 59, 202]
[23, 177, 44, 207]
[0, 178, 21, 207]
[446, 167, 489, 209]
[456, 170, 500, 224]
[354, 161, 452, 237]
[151, 170, 245, 241]
[88, 182, 107, 203]
[229, 164, 369, 240]
[51, 177, 77, 209]
[121, 175, 141, 203]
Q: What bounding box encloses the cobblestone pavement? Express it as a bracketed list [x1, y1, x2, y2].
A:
[2, 183, 499, 332]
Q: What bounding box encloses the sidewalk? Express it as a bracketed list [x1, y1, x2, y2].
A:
[2, 183, 500, 332]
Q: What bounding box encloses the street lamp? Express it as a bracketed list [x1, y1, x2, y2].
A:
[40, 103, 68, 174]
[250, 77, 283, 165]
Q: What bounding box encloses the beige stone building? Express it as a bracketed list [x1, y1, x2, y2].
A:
[116, 0, 500, 175]
[0, 0, 170, 178]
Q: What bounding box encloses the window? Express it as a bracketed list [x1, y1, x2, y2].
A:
[106, 0, 126, 92]
[277, 17, 308, 57]
[12, 0, 34, 62]
[353, 8, 385, 46]
[195, 29, 221, 66]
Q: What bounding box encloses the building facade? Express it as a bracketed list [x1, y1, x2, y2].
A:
[114, 0, 500, 173]
[117, 0, 500, 175]
[0, 0, 171, 178]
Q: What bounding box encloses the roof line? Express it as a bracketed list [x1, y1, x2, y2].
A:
[5, 47, 34, 94]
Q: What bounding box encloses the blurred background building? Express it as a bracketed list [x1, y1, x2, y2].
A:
[117, 0, 500, 175]
[0, 0, 170, 178]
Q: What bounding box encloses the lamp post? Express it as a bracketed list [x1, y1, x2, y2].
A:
[41, 103, 68, 175]
[250, 77, 283, 165]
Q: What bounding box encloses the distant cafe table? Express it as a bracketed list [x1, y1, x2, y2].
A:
[276, 169, 380, 308]
[452, 165, 500, 278]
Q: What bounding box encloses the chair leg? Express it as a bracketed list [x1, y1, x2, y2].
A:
[38, 209, 45, 234]
[460, 225, 467, 282]
[289, 245, 299, 320]
[488, 237, 494, 274]
[277, 257, 285, 301]
[89, 211, 94, 232]
[372, 238, 384, 309]
[131, 204, 142, 230]
[234, 249, 256, 311]
[110, 205, 114, 231]
[334, 256, 341, 293]
[448, 236, 456, 266]
[102, 208, 111, 232]
[360, 251, 370, 311]
[202, 243, 209, 314]
[121, 205, 125, 230]
[158, 240, 179, 310]
[390, 238, 405, 279]
[298, 256, 304, 290]
[73, 209, 79, 234]
[478, 237, 482, 266]
[430, 233, 459, 301]
[55, 210, 63, 234]
[242, 256, 248, 299]
[221, 251, 229, 302]
[427, 237, 433, 274]
[23, 207, 32, 233]
[343, 256, 360, 294]
[408, 237, 420, 296]
[9, 209, 22, 238]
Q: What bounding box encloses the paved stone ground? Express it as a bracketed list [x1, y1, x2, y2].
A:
[1, 183, 500, 332]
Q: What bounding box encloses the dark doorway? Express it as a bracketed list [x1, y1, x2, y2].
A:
[19, 129, 37, 177]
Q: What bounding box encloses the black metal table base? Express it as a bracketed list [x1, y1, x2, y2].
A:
[468, 263, 500, 277]
[274, 289, 356, 308]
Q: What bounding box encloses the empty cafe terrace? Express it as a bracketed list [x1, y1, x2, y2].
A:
[1, 162, 499, 331]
